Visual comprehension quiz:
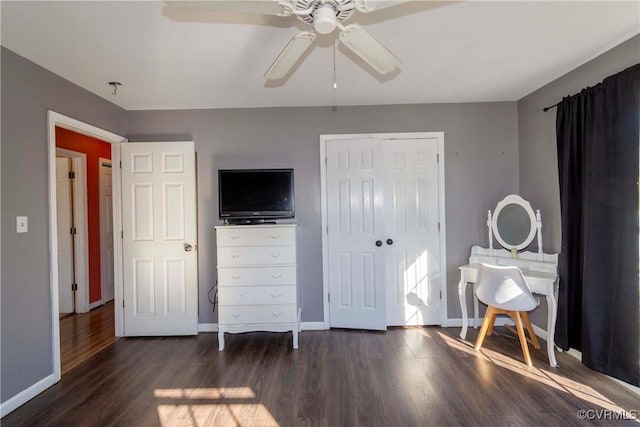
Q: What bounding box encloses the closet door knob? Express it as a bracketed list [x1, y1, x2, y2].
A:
[386, 239, 393, 245]
[375, 240, 382, 247]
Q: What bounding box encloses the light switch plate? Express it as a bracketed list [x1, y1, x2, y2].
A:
[17, 216, 28, 233]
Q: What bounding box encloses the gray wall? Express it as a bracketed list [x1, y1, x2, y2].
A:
[517, 34, 640, 326]
[127, 103, 519, 324]
[1, 47, 127, 402]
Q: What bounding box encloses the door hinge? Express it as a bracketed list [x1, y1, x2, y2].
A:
[119, 160, 122, 169]
[122, 300, 125, 308]
[71, 283, 78, 291]
[68, 171, 76, 179]
[328, 293, 330, 303]
[121, 230, 124, 239]
[437, 222, 441, 232]
[325, 156, 327, 165]
[440, 290, 442, 300]
[70, 227, 77, 235]
[436, 154, 440, 163]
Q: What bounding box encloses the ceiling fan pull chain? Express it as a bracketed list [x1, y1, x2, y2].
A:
[333, 34, 337, 89]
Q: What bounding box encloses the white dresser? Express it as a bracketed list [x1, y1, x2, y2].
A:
[215, 224, 300, 350]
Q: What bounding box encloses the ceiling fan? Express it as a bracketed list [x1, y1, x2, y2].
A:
[166, 0, 413, 80]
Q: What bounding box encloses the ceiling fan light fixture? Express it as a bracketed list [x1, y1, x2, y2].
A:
[313, 4, 337, 34]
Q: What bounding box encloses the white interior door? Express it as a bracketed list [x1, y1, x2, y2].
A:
[56, 157, 74, 314]
[121, 141, 198, 336]
[326, 137, 386, 330]
[382, 138, 442, 325]
[100, 159, 114, 303]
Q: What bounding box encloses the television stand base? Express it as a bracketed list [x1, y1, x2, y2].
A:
[223, 219, 277, 225]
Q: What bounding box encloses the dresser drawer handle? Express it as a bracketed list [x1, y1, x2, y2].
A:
[231, 254, 242, 259]
[232, 313, 242, 318]
[272, 312, 283, 317]
[269, 234, 281, 239]
[270, 253, 280, 258]
[271, 274, 282, 279]
[269, 292, 284, 298]
[232, 275, 240, 280]
[230, 235, 240, 240]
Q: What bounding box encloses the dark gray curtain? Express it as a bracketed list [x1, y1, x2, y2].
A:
[555, 63, 639, 386]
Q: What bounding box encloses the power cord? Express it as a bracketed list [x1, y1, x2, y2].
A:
[208, 280, 218, 312]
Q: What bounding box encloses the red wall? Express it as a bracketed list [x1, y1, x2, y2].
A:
[56, 127, 111, 304]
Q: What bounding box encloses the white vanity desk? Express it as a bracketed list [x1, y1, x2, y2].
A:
[458, 247, 559, 367]
[458, 195, 560, 367]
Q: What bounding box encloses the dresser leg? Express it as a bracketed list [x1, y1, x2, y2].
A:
[292, 329, 299, 349]
[218, 328, 225, 351]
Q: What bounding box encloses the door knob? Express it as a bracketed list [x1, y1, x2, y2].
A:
[386, 239, 393, 245]
[375, 240, 382, 247]
[184, 243, 193, 252]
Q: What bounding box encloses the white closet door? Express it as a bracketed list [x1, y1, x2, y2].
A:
[326, 138, 387, 330]
[325, 135, 443, 330]
[382, 138, 442, 326]
[121, 141, 198, 336]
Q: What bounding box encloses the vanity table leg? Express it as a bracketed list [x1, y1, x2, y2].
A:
[473, 286, 479, 328]
[546, 292, 558, 367]
[293, 328, 299, 349]
[459, 276, 468, 339]
[218, 327, 225, 351]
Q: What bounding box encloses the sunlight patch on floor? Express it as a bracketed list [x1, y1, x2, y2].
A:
[154, 388, 278, 426]
[436, 330, 639, 421]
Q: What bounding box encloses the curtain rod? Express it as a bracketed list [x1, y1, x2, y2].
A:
[543, 101, 560, 112]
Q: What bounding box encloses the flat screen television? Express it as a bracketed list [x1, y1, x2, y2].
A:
[218, 169, 294, 223]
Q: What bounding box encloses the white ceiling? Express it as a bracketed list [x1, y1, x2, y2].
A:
[1, 1, 638, 110]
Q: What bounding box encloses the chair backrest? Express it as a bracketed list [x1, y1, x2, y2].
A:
[475, 263, 537, 311]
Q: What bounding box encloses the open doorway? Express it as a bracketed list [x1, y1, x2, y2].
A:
[48, 111, 126, 381]
[55, 129, 116, 374]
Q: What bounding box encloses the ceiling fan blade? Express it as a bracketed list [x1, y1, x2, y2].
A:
[165, 0, 293, 16]
[338, 24, 400, 75]
[265, 31, 316, 80]
[353, 0, 413, 13]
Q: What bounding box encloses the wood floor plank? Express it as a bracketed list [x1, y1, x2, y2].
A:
[3, 326, 638, 427]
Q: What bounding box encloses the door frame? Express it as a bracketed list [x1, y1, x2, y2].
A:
[55, 149, 90, 313]
[319, 132, 447, 329]
[98, 157, 114, 305]
[47, 111, 127, 382]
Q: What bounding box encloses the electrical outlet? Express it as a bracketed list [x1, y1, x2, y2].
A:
[17, 216, 28, 233]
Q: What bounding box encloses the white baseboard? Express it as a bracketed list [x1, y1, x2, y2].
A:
[300, 322, 326, 330]
[0, 374, 56, 417]
[198, 323, 218, 332]
[197, 322, 327, 332]
[88, 299, 104, 310]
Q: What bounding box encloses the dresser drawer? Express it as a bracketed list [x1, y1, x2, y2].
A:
[218, 266, 296, 286]
[219, 304, 297, 324]
[217, 245, 296, 266]
[218, 286, 296, 305]
[217, 226, 296, 247]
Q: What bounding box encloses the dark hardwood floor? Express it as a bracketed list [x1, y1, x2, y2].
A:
[60, 301, 117, 375]
[3, 326, 638, 426]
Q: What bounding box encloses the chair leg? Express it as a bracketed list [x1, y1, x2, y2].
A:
[474, 306, 495, 351]
[522, 312, 541, 349]
[513, 311, 532, 367]
[486, 310, 498, 336]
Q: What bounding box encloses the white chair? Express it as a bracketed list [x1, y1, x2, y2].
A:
[474, 263, 541, 367]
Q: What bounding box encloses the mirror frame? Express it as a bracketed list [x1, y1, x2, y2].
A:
[491, 194, 537, 251]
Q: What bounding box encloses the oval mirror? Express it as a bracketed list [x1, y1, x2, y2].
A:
[491, 195, 537, 251]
